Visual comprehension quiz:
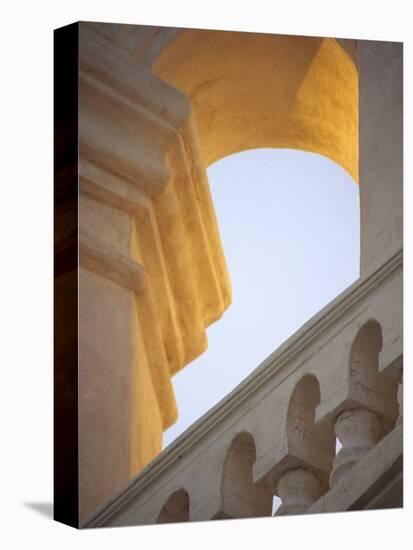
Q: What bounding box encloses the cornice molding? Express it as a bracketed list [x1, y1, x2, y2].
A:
[80, 232, 146, 293]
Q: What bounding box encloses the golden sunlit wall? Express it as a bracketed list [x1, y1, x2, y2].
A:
[143, 29, 358, 470]
[153, 31, 359, 182]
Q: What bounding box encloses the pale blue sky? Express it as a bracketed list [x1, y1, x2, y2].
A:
[163, 148, 359, 447]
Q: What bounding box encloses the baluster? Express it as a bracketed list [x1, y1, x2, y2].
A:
[329, 408, 381, 487]
[274, 468, 321, 516]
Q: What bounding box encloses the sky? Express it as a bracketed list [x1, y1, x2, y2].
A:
[163, 148, 360, 448]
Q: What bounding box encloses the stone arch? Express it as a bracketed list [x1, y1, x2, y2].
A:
[77, 24, 373, 518]
[286, 374, 335, 476]
[349, 320, 398, 432]
[151, 30, 358, 181]
[264, 375, 335, 514]
[148, 27, 359, 470]
[157, 488, 190, 524]
[326, 320, 399, 486]
[350, 319, 383, 379]
[216, 431, 272, 519]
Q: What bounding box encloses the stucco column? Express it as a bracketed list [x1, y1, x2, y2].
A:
[358, 40, 403, 273]
[77, 22, 231, 521]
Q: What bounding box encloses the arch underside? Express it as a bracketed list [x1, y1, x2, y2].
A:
[153, 30, 358, 182]
[145, 27, 359, 445]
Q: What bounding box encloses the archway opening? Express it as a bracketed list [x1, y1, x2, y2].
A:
[157, 489, 190, 524]
[153, 31, 358, 181]
[164, 147, 359, 447]
[218, 431, 273, 519]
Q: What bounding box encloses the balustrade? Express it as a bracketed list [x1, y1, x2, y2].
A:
[81, 248, 403, 527]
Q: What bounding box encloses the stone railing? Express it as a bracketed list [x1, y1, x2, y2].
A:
[81, 247, 403, 528]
